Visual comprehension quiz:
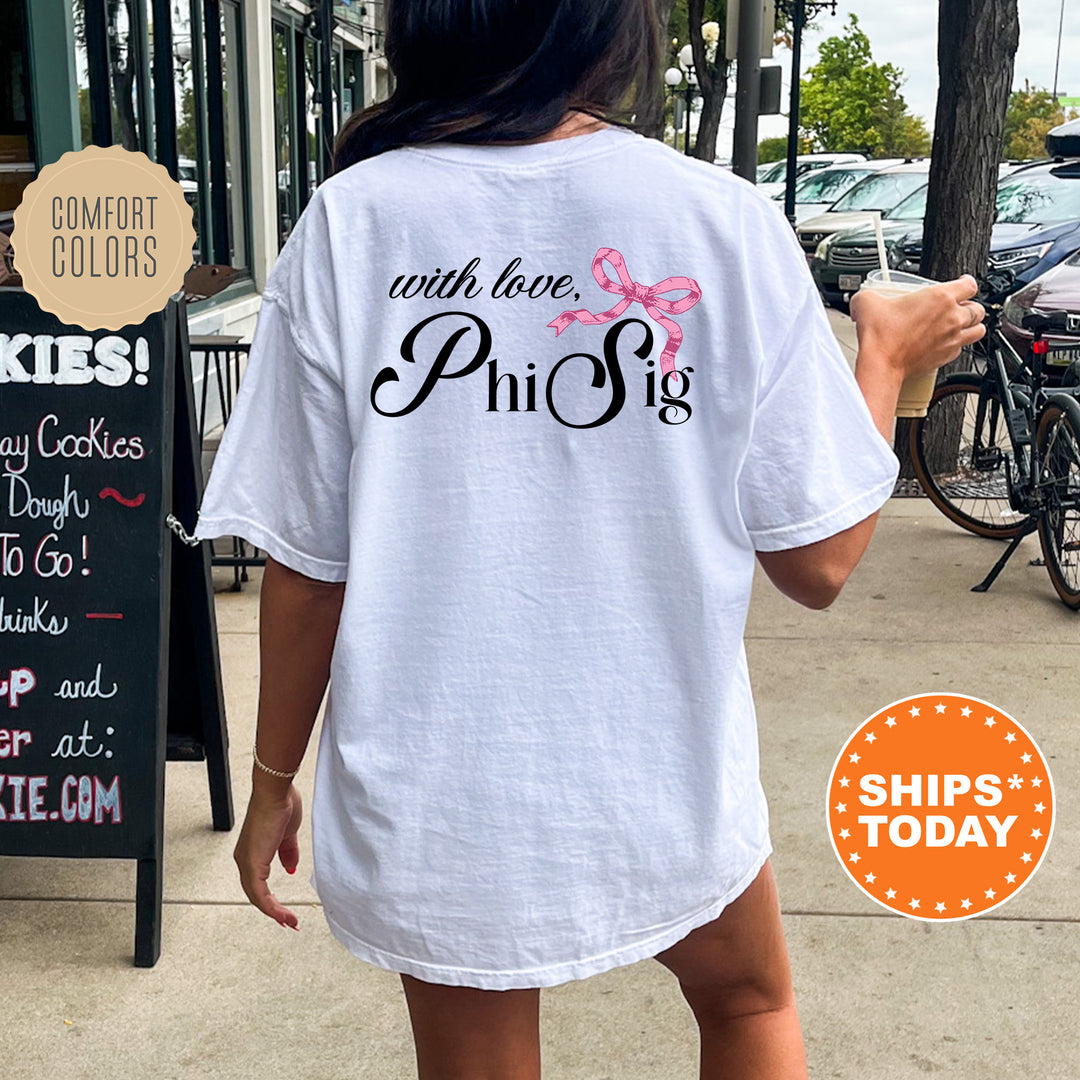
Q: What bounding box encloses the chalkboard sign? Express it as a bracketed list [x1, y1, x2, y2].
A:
[0, 290, 232, 966]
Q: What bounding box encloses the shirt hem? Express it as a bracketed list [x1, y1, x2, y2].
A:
[194, 514, 348, 582]
[316, 837, 774, 990]
[747, 472, 898, 553]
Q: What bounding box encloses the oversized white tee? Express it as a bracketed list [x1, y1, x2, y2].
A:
[195, 125, 900, 990]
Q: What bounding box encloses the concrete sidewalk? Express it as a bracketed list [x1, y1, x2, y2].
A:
[3, 500, 1077, 1079]
[3, 309, 1078, 1077]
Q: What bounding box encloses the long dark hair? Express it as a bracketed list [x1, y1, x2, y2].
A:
[332, 0, 661, 173]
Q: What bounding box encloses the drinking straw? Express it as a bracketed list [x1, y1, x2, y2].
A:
[871, 211, 892, 283]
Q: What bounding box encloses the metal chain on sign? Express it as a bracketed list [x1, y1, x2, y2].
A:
[166, 513, 201, 547]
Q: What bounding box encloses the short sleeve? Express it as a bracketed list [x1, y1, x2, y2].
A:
[736, 279, 900, 552]
[194, 294, 352, 581]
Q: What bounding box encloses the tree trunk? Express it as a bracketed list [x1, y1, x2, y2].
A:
[688, 0, 729, 162]
[109, 0, 139, 151]
[634, 0, 677, 140]
[898, 0, 1019, 477]
[693, 68, 728, 162]
[922, 0, 1019, 282]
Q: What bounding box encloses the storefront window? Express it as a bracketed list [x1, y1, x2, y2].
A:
[73, 2, 93, 147]
[171, 0, 202, 260]
[272, 6, 377, 251]
[106, 0, 141, 150]
[65, 0, 248, 271]
[220, 0, 248, 269]
[17, 2, 385, 287]
[71, 0, 152, 151]
[304, 36, 319, 200]
[273, 21, 295, 250]
[0, 1, 34, 229]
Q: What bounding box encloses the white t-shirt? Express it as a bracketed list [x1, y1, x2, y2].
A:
[195, 125, 899, 990]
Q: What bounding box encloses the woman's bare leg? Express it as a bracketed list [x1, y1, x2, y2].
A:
[399, 974, 541, 1080]
[653, 859, 808, 1080]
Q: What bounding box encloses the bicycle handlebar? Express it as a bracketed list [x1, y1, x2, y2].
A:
[976, 268, 1018, 307]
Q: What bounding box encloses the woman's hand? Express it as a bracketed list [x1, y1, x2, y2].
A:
[233, 779, 303, 929]
[848, 274, 987, 382]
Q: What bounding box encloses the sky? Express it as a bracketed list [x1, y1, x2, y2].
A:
[717, 0, 1080, 157]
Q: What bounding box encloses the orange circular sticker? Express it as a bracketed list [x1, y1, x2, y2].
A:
[11, 144, 196, 331]
[827, 693, 1054, 920]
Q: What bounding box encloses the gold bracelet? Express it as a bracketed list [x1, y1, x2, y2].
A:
[253, 743, 300, 779]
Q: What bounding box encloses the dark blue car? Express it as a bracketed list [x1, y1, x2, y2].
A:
[896, 159, 1080, 286]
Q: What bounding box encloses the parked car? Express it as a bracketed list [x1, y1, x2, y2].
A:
[810, 183, 929, 306]
[177, 157, 203, 263]
[771, 159, 906, 223]
[810, 159, 1080, 308]
[1001, 248, 1080, 383]
[796, 160, 931, 258]
[277, 161, 319, 195]
[894, 159, 1080, 285]
[1001, 160, 1040, 179]
[756, 153, 868, 197]
[1046, 117, 1080, 157]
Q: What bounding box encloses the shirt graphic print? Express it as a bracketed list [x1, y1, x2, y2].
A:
[195, 125, 900, 990]
[372, 245, 700, 429]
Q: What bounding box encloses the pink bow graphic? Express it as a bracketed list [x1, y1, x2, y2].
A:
[547, 247, 701, 384]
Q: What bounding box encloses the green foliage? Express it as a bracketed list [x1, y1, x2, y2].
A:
[177, 86, 197, 160]
[78, 88, 92, 149]
[876, 94, 933, 158]
[1003, 81, 1078, 160]
[798, 14, 930, 158]
[893, 113, 933, 158]
[757, 135, 788, 163]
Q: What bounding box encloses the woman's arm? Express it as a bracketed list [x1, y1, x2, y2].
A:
[755, 275, 987, 610]
[233, 555, 345, 929]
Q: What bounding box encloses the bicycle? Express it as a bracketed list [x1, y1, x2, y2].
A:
[908, 269, 1080, 609]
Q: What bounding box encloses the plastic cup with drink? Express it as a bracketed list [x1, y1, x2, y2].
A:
[856, 212, 940, 418]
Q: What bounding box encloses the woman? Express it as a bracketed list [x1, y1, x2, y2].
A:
[195, 2, 985, 1077]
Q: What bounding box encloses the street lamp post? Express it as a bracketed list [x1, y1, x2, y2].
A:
[664, 44, 699, 156]
[773, 0, 837, 227]
[684, 75, 695, 156]
[1052, 0, 1066, 101]
[664, 65, 685, 150]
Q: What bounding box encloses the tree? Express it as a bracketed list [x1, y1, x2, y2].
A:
[685, 0, 731, 162]
[894, 114, 934, 158]
[909, 0, 1020, 477]
[922, 2, 1019, 284]
[798, 14, 931, 157]
[757, 135, 788, 163]
[652, 2, 818, 155]
[877, 95, 934, 158]
[1003, 81, 1078, 160]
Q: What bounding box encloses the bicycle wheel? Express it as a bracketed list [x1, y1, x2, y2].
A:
[1035, 397, 1080, 609]
[909, 376, 1027, 539]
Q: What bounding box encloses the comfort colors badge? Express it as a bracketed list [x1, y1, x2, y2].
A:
[11, 144, 196, 331]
